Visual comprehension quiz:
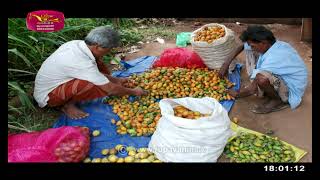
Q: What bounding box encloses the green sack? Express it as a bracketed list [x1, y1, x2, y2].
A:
[176, 32, 192, 47]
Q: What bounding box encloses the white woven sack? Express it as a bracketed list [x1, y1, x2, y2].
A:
[148, 97, 232, 162]
[191, 23, 237, 71]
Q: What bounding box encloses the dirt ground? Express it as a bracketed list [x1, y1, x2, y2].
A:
[124, 21, 312, 162]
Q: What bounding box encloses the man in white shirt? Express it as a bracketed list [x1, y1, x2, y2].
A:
[33, 26, 147, 119]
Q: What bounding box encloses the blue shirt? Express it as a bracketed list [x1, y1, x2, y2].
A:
[249, 41, 308, 109]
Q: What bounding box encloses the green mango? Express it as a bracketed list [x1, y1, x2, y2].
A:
[259, 155, 267, 159]
[127, 129, 136, 134]
[253, 154, 260, 160]
[284, 157, 291, 162]
[275, 150, 282, 154]
[242, 151, 251, 155]
[230, 146, 235, 152]
[284, 150, 292, 155]
[250, 156, 256, 162]
[273, 146, 282, 151]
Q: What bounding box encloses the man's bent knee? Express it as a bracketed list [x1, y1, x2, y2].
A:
[255, 73, 271, 87]
[47, 79, 105, 107]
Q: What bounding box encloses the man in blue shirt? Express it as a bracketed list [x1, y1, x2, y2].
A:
[219, 25, 308, 114]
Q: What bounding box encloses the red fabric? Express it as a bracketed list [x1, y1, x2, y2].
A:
[8, 126, 90, 162]
[47, 79, 107, 107]
[153, 48, 207, 68]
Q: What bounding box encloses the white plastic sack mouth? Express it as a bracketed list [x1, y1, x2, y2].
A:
[148, 97, 232, 162]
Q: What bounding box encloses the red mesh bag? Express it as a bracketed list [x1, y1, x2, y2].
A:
[8, 126, 90, 162]
[153, 48, 207, 68]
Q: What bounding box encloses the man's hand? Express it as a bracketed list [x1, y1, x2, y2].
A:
[105, 74, 129, 86]
[133, 87, 148, 96]
[226, 89, 239, 98]
[218, 62, 229, 78]
[218, 43, 244, 78]
[117, 77, 129, 85]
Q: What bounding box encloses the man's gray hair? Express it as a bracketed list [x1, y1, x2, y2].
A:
[84, 26, 120, 48]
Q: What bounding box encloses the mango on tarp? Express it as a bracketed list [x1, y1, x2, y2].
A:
[227, 122, 307, 162]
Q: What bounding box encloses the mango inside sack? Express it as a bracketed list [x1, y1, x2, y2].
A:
[194, 26, 226, 43]
[173, 105, 211, 119]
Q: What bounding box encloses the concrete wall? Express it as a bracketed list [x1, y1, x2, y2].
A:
[180, 18, 302, 25]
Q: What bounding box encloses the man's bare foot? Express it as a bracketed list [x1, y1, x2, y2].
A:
[261, 97, 272, 105]
[264, 98, 283, 109]
[250, 97, 271, 110]
[61, 103, 89, 119]
[256, 97, 271, 106]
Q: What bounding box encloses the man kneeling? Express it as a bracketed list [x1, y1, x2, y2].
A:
[33, 26, 147, 119]
[219, 25, 308, 113]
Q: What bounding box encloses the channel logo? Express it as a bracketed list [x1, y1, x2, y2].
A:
[26, 10, 64, 32]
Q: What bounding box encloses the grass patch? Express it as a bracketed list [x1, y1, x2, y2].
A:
[8, 108, 59, 133]
[138, 25, 177, 41]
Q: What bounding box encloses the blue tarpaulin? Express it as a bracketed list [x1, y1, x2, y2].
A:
[53, 56, 242, 158]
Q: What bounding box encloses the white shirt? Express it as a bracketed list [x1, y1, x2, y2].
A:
[34, 40, 109, 107]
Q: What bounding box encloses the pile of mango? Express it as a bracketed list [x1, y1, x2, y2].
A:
[125, 67, 234, 100]
[174, 105, 210, 119]
[224, 132, 296, 163]
[194, 26, 226, 44]
[83, 145, 162, 163]
[105, 67, 235, 136]
[106, 96, 160, 136]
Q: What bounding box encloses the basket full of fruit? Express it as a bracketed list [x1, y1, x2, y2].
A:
[190, 23, 238, 71]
